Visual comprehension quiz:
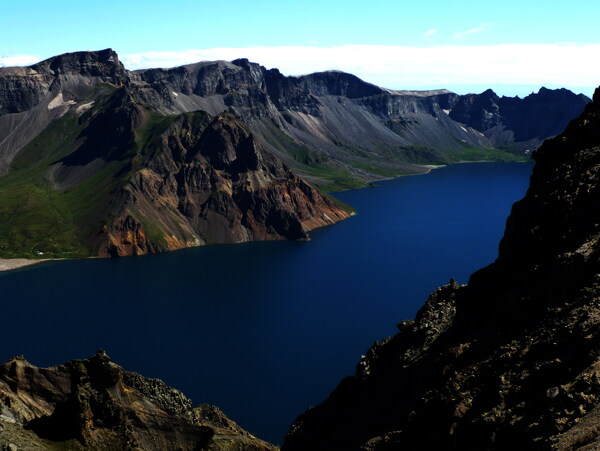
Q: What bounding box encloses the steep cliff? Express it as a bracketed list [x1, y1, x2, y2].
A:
[0, 49, 588, 259]
[0, 50, 350, 259]
[283, 88, 600, 450]
[96, 111, 349, 257]
[131, 60, 588, 185]
[1, 50, 589, 187]
[448, 87, 590, 152]
[0, 351, 276, 450]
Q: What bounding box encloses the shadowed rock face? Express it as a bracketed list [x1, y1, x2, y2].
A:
[449, 87, 591, 150]
[1, 49, 589, 181]
[0, 50, 351, 259]
[0, 50, 589, 259]
[94, 110, 350, 257]
[282, 88, 600, 450]
[0, 351, 276, 450]
[131, 59, 589, 159]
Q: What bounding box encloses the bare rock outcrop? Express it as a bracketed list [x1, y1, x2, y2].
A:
[0, 351, 276, 450]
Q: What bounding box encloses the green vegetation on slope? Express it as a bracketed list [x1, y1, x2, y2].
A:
[0, 86, 531, 259]
[0, 112, 132, 258]
[0, 86, 171, 259]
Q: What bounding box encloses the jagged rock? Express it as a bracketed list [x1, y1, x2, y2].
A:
[0, 49, 589, 259]
[1, 49, 589, 179]
[0, 351, 276, 450]
[0, 52, 352, 259]
[282, 88, 600, 450]
[449, 87, 590, 149]
[93, 111, 349, 257]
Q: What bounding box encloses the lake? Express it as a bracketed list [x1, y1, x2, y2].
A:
[0, 162, 533, 444]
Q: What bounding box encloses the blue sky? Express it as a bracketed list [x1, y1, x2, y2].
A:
[2, 0, 599, 97]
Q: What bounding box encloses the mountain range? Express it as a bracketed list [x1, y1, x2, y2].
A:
[1, 49, 600, 450]
[0, 49, 589, 258]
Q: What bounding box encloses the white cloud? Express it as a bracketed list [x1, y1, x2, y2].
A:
[4, 45, 598, 96]
[0, 54, 40, 67]
[453, 23, 492, 40]
[423, 28, 437, 38]
[121, 44, 600, 93]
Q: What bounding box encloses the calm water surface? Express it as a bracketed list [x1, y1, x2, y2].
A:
[0, 162, 533, 444]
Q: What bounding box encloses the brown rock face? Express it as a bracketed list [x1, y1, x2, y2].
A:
[283, 89, 600, 450]
[97, 215, 158, 257]
[96, 112, 350, 257]
[0, 351, 276, 450]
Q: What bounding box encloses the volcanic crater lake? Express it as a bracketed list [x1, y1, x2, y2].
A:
[0, 162, 533, 444]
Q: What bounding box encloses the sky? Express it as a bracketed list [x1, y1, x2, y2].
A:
[1, 0, 599, 97]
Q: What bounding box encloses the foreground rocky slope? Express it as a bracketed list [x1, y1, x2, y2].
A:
[283, 88, 600, 449]
[0, 351, 276, 450]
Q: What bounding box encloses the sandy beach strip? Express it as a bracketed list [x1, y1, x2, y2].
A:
[0, 258, 49, 272]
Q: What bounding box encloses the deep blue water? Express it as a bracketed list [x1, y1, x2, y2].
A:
[0, 162, 532, 444]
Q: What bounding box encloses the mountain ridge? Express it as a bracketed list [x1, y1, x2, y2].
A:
[0, 49, 589, 259]
[2, 49, 589, 183]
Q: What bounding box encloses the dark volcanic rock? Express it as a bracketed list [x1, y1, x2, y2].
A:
[449, 87, 590, 150]
[130, 59, 589, 167]
[95, 111, 350, 257]
[0, 49, 589, 259]
[0, 49, 126, 116]
[0, 51, 351, 259]
[30, 48, 128, 84]
[283, 88, 600, 450]
[1, 49, 589, 182]
[0, 351, 276, 450]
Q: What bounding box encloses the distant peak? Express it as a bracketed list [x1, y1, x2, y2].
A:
[231, 58, 258, 69]
[232, 58, 250, 65]
[32, 48, 120, 68]
[29, 48, 126, 81]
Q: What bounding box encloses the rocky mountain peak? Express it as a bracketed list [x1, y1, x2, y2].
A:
[0, 49, 590, 260]
[298, 70, 385, 98]
[29, 48, 127, 83]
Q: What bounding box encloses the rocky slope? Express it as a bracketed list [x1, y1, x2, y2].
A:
[1, 50, 589, 184]
[0, 49, 588, 258]
[448, 87, 590, 152]
[130, 59, 588, 185]
[95, 109, 349, 257]
[0, 351, 276, 450]
[283, 88, 600, 450]
[0, 50, 350, 258]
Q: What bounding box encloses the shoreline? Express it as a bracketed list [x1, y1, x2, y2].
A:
[0, 162, 528, 272]
[0, 258, 56, 272]
[0, 258, 69, 272]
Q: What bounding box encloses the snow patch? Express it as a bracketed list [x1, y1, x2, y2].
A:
[460, 126, 468, 133]
[442, 109, 450, 115]
[75, 101, 94, 115]
[172, 91, 179, 97]
[48, 92, 75, 110]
